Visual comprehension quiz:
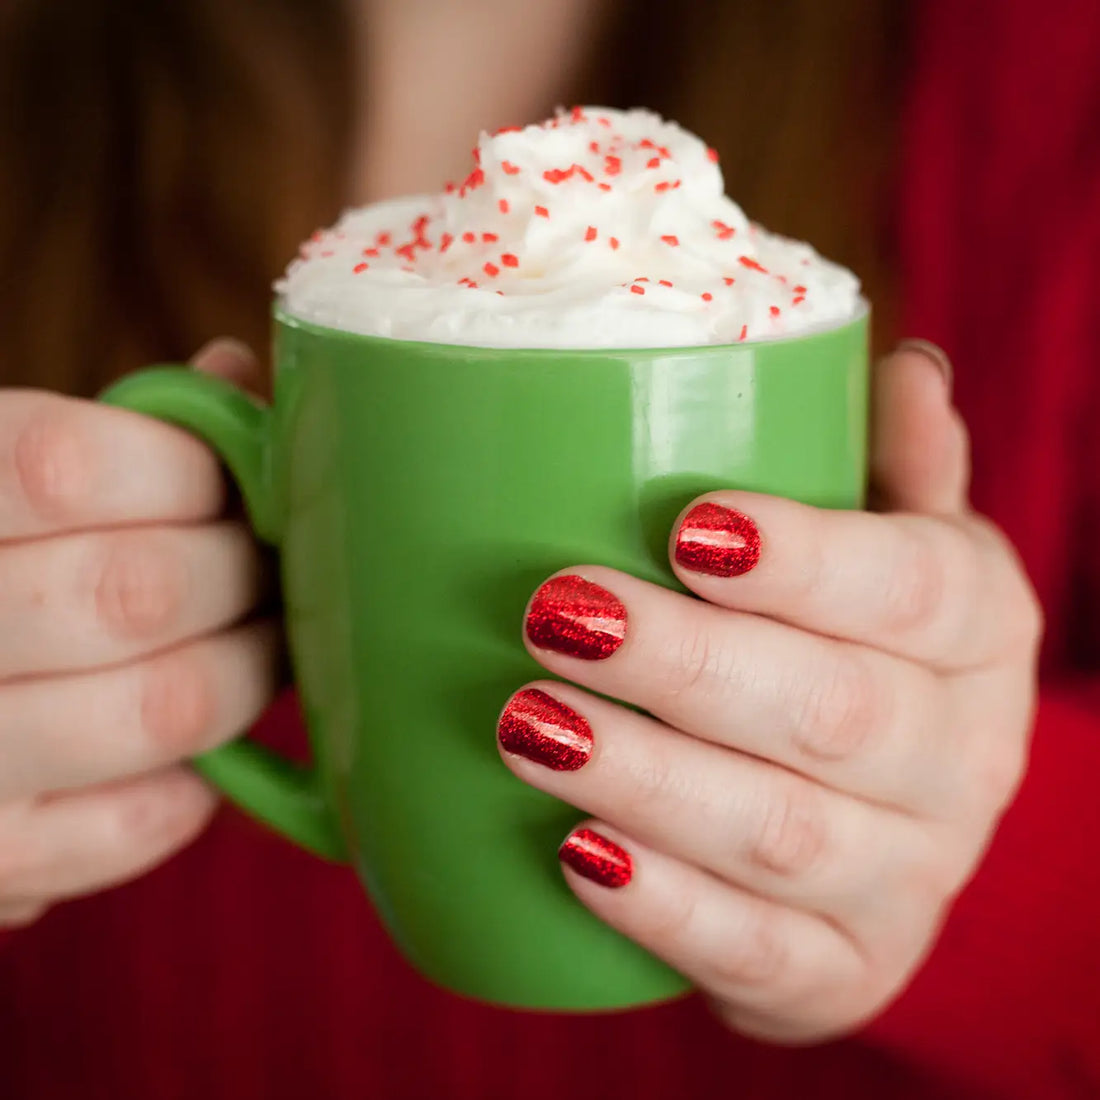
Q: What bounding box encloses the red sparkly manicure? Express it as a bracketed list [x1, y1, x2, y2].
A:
[525, 575, 626, 660]
[497, 689, 593, 771]
[559, 828, 632, 888]
[674, 503, 761, 577]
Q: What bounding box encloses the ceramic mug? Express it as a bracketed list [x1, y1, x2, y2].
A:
[101, 306, 869, 1011]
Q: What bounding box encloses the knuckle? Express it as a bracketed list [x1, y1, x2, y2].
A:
[11, 408, 89, 522]
[972, 739, 1028, 814]
[112, 779, 208, 853]
[793, 653, 880, 763]
[0, 902, 47, 930]
[95, 532, 186, 640]
[140, 651, 218, 757]
[906, 826, 973, 906]
[746, 780, 829, 879]
[644, 888, 700, 947]
[881, 528, 947, 637]
[664, 621, 736, 704]
[1008, 578, 1044, 657]
[0, 835, 37, 900]
[713, 910, 790, 989]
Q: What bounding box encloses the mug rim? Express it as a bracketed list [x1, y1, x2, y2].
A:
[272, 297, 870, 357]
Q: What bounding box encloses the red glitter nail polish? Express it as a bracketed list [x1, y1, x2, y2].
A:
[498, 689, 593, 771]
[674, 502, 761, 577]
[559, 828, 632, 888]
[525, 575, 626, 660]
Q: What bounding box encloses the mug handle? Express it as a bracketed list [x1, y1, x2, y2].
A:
[99, 367, 347, 862]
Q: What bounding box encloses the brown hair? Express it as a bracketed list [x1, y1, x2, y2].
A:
[0, 0, 900, 397]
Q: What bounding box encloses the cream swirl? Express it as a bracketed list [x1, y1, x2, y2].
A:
[277, 106, 862, 348]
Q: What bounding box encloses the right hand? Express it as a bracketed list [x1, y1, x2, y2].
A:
[0, 339, 281, 929]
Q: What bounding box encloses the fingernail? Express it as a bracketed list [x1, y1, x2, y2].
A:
[559, 828, 633, 888]
[498, 689, 593, 771]
[525, 575, 626, 661]
[895, 338, 953, 394]
[674, 502, 761, 577]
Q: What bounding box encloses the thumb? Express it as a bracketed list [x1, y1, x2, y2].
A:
[189, 337, 267, 398]
[870, 339, 970, 515]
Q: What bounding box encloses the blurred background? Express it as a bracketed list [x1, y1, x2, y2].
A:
[0, 0, 900, 395]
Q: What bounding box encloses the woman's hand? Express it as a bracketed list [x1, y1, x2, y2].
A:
[0, 340, 280, 929]
[499, 342, 1041, 1043]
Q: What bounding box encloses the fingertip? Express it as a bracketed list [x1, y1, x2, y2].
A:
[872, 341, 968, 514]
[669, 495, 763, 581]
[190, 338, 264, 393]
[893, 338, 953, 396]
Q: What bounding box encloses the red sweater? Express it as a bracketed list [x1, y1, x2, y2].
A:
[3, 3, 1099, 1097]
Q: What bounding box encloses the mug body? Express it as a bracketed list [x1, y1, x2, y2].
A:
[270, 308, 869, 1010]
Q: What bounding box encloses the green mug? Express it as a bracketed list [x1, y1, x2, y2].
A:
[100, 306, 869, 1011]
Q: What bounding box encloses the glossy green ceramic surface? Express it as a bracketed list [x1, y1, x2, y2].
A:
[101, 307, 869, 1011]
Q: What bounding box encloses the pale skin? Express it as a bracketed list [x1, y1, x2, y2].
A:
[0, 1, 1040, 1044]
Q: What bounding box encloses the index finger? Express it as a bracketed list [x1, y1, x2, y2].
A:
[669, 492, 1039, 671]
[0, 390, 226, 541]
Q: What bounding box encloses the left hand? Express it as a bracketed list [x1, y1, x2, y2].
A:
[497, 341, 1042, 1043]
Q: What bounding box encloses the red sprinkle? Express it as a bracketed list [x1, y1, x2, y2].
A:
[723, 276, 735, 285]
[794, 284, 807, 294]
[609, 237, 620, 250]
[353, 262, 369, 274]
[484, 262, 500, 278]
[395, 243, 417, 261]
[570, 106, 586, 123]
[646, 157, 661, 169]
[534, 205, 550, 218]
[739, 324, 748, 341]
[604, 155, 622, 176]
[770, 305, 781, 317]
[494, 126, 522, 136]
[630, 285, 646, 295]
[660, 234, 679, 246]
[659, 279, 673, 287]
[585, 226, 598, 242]
[501, 160, 521, 175]
[462, 231, 476, 243]
[444, 181, 457, 194]
[573, 163, 595, 182]
[482, 232, 499, 243]
[701, 292, 713, 302]
[544, 167, 571, 184]
[498, 199, 510, 214]
[362, 247, 380, 257]
[639, 139, 656, 150]
[706, 147, 720, 163]
[654, 180, 675, 192]
[376, 232, 391, 246]
[793, 295, 806, 305]
[635, 277, 650, 282]
[461, 167, 485, 194]
[501, 252, 519, 267]
[713, 220, 735, 240]
[598, 182, 612, 192]
[739, 255, 769, 274]
[439, 233, 454, 253]
[589, 141, 600, 154]
[598, 117, 612, 127]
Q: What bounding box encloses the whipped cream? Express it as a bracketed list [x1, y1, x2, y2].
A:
[277, 107, 862, 348]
